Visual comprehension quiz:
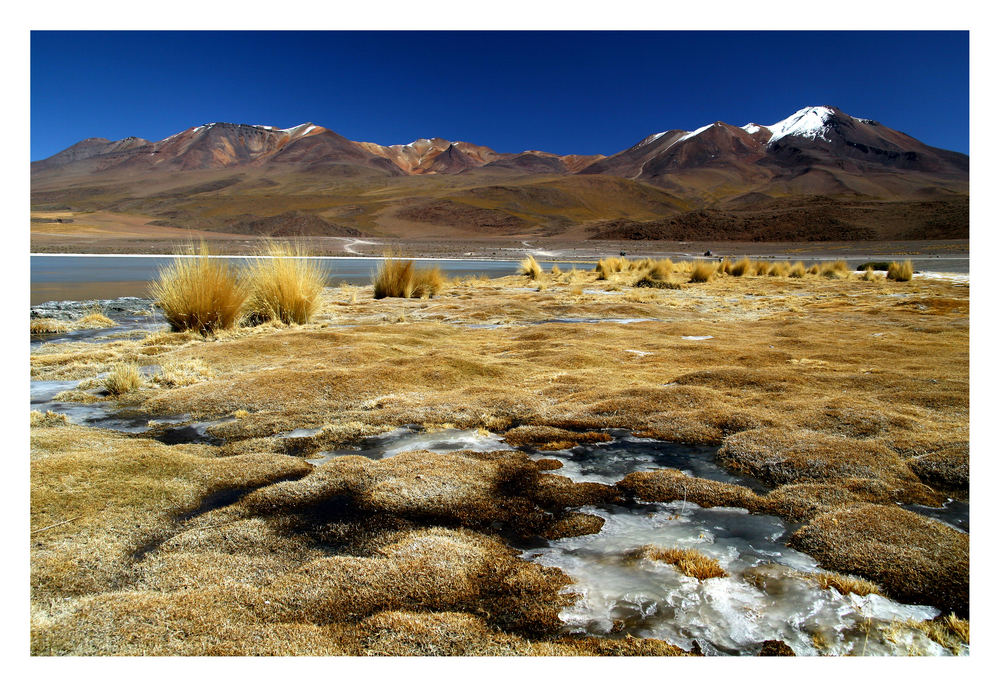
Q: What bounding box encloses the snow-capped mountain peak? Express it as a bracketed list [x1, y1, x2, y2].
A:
[766, 106, 837, 144]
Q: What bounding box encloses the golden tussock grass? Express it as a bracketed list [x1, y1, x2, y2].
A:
[30, 318, 70, 334]
[519, 255, 544, 280]
[151, 358, 214, 388]
[820, 260, 850, 279]
[788, 261, 807, 278]
[768, 262, 791, 278]
[807, 263, 821, 275]
[688, 261, 715, 283]
[550, 264, 562, 276]
[887, 260, 914, 282]
[729, 257, 753, 277]
[754, 261, 771, 276]
[150, 243, 247, 334]
[808, 571, 881, 597]
[76, 312, 116, 328]
[626, 546, 728, 580]
[717, 258, 732, 274]
[243, 242, 327, 325]
[103, 361, 142, 395]
[372, 253, 444, 299]
[861, 266, 881, 282]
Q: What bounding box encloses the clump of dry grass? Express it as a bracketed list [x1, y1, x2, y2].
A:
[729, 257, 753, 277]
[373, 253, 444, 299]
[717, 258, 732, 275]
[243, 242, 327, 325]
[689, 261, 715, 283]
[151, 358, 214, 388]
[635, 260, 680, 289]
[625, 546, 728, 580]
[76, 311, 116, 328]
[754, 261, 772, 276]
[104, 362, 142, 395]
[887, 260, 914, 282]
[820, 260, 850, 279]
[550, 264, 562, 276]
[768, 262, 791, 278]
[809, 571, 881, 597]
[860, 266, 881, 282]
[150, 243, 247, 334]
[595, 260, 611, 280]
[30, 410, 68, 426]
[807, 263, 821, 275]
[788, 262, 807, 278]
[520, 255, 544, 280]
[30, 318, 69, 334]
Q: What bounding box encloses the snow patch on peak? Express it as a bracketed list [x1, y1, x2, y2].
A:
[676, 123, 714, 143]
[741, 123, 762, 135]
[281, 123, 321, 138]
[767, 106, 837, 144]
[633, 131, 668, 149]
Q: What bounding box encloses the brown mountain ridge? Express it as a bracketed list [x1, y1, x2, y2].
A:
[31, 106, 968, 242]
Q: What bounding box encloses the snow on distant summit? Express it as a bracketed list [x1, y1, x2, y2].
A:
[765, 106, 837, 144]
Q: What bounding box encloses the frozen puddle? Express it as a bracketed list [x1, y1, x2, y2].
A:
[307, 427, 510, 464]
[523, 502, 955, 656]
[533, 431, 767, 490]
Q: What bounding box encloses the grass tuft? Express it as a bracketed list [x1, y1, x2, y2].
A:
[626, 546, 728, 580]
[373, 252, 444, 299]
[788, 262, 807, 278]
[689, 261, 715, 283]
[104, 362, 142, 395]
[243, 242, 327, 325]
[150, 243, 247, 334]
[30, 318, 69, 335]
[76, 312, 116, 328]
[520, 255, 544, 280]
[887, 260, 914, 282]
[729, 258, 753, 277]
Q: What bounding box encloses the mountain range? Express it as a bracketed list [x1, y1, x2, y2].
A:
[31, 106, 968, 242]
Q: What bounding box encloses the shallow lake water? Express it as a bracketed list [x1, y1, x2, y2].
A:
[30, 255, 559, 304]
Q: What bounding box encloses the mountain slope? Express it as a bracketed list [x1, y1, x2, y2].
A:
[31, 106, 969, 241]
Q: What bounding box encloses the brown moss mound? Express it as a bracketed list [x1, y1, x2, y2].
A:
[543, 512, 605, 539]
[504, 425, 612, 449]
[719, 429, 922, 488]
[617, 468, 763, 510]
[907, 444, 969, 492]
[789, 504, 969, 615]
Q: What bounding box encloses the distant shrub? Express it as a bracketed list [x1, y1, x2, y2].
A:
[373, 253, 444, 299]
[520, 255, 543, 280]
[754, 261, 771, 276]
[150, 243, 247, 334]
[857, 261, 891, 271]
[550, 264, 562, 276]
[820, 260, 850, 279]
[717, 258, 732, 274]
[887, 260, 914, 282]
[76, 311, 116, 328]
[729, 258, 753, 277]
[789, 262, 807, 278]
[807, 263, 821, 275]
[689, 261, 715, 283]
[768, 262, 790, 278]
[243, 242, 327, 325]
[104, 362, 142, 395]
[861, 267, 881, 282]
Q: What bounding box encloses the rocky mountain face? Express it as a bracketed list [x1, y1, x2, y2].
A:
[31, 106, 968, 241]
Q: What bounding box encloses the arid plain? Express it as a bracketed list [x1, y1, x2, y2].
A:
[30, 257, 969, 655]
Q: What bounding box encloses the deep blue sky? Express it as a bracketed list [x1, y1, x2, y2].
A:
[30, 31, 969, 160]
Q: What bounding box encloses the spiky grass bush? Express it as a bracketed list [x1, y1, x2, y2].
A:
[689, 261, 715, 283]
[820, 260, 850, 279]
[104, 362, 142, 396]
[150, 244, 247, 334]
[768, 262, 790, 278]
[243, 242, 327, 325]
[30, 318, 69, 334]
[807, 263, 821, 275]
[372, 253, 444, 299]
[717, 258, 732, 275]
[595, 260, 612, 280]
[754, 261, 772, 276]
[729, 257, 753, 277]
[76, 311, 116, 328]
[861, 267, 881, 282]
[520, 255, 543, 280]
[550, 264, 562, 276]
[887, 260, 914, 282]
[789, 262, 807, 278]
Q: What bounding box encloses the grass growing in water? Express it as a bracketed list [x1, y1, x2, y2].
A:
[243, 242, 327, 325]
[104, 362, 142, 395]
[626, 546, 728, 580]
[150, 243, 247, 334]
[372, 253, 444, 299]
[887, 260, 914, 282]
[30, 318, 69, 334]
